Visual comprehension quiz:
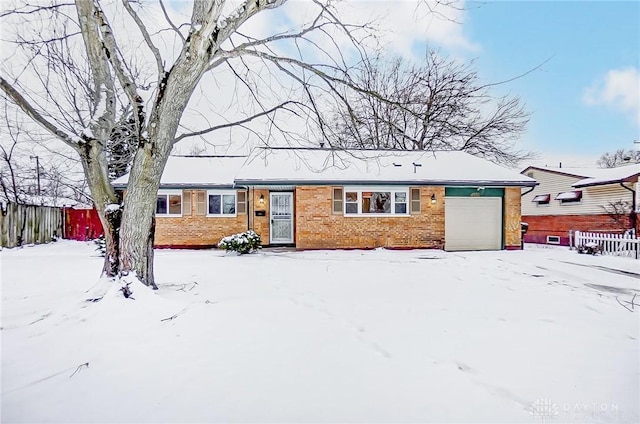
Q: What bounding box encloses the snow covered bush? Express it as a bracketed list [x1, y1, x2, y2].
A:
[218, 230, 261, 254]
[94, 234, 106, 257]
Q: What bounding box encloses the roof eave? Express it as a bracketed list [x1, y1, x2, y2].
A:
[234, 179, 539, 187]
[520, 166, 589, 179]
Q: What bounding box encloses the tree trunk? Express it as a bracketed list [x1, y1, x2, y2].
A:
[117, 29, 214, 289]
[118, 141, 169, 289]
[78, 140, 121, 277]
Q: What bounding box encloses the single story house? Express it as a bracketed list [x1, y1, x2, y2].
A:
[114, 148, 537, 251]
[520, 164, 639, 245]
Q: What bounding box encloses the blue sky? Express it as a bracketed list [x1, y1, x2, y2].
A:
[459, 1, 639, 166]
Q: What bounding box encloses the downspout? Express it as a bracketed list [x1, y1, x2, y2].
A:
[521, 186, 535, 197]
[520, 186, 535, 249]
[619, 182, 636, 232]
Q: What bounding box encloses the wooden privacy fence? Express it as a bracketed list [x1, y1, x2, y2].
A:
[0, 203, 64, 248]
[574, 230, 639, 259]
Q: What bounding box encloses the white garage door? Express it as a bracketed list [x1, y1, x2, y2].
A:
[445, 197, 502, 251]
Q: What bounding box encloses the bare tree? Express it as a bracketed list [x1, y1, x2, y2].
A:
[601, 200, 633, 230]
[328, 52, 532, 166]
[0, 0, 395, 289]
[597, 149, 640, 168]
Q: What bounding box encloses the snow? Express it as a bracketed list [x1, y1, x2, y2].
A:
[555, 190, 582, 200]
[572, 165, 639, 188]
[105, 203, 120, 212]
[526, 164, 639, 188]
[1, 242, 638, 423]
[112, 155, 247, 188]
[113, 149, 537, 189]
[235, 148, 537, 186]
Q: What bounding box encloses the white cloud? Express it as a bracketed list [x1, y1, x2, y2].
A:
[583, 67, 640, 125]
[331, 1, 479, 59]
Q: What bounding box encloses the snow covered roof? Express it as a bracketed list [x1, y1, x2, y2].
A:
[234, 148, 537, 186]
[113, 149, 537, 188]
[112, 156, 248, 188]
[571, 165, 639, 188]
[522, 164, 639, 188]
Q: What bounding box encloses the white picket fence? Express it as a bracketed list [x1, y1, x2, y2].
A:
[574, 230, 639, 259]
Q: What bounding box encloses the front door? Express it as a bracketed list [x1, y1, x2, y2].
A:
[270, 192, 294, 244]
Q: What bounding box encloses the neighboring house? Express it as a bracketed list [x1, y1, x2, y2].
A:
[520, 164, 640, 245]
[114, 148, 537, 251]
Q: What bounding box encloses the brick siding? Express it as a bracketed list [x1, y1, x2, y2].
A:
[155, 190, 248, 247]
[155, 185, 525, 250]
[504, 187, 522, 249]
[295, 186, 446, 249]
[522, 213, 633, 245]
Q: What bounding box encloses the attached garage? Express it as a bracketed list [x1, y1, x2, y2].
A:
[444, 189, 503, 251]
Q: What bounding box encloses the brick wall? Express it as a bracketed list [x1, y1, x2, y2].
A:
[504, 187, 522, 249]
[155, 190, 248, 247]
[295, 186, 445, 249]
[248, 188, 271, 244]
[155, 185, 527, 250]
[522, 213, 632, 245]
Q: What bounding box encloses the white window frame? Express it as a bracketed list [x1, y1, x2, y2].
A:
[546, 235, 561, 245]
[156, 189, 183, 217]
[206, 190, 237, 217]
[343, 186, 410, 216]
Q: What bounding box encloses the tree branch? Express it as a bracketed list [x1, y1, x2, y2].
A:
[122, 0, 164, 76]
[175, 100, 300, 142]
[0, 76, 78, 149]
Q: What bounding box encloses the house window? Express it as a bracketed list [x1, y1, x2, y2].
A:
[363, 191, 391, 213]
[207, 191, 236, 216]
[237, 191, 247, 214]
[532, 194, 550, 205]
[343, 188, 410, 216]
[556, 191, 582, 204]
[156, 190, 182, 216]
[547, 235, 561, 244]
[332, 187, 343, 214]
[410, 188, 421, 213]
[395, 192, 407, 214]
[345, 191, 358, 214]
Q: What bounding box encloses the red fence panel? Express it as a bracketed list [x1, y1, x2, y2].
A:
[64, 207, 103, 241]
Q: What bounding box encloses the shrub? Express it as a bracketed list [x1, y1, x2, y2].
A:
[94, 234, 106, 257]
[218, 230, 261, 254]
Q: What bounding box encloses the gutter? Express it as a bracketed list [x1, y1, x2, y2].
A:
[234, 179, 539, 188]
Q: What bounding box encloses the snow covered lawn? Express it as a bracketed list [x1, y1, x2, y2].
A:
[1, 241, 638, 423]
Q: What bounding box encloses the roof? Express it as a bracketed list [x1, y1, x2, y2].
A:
[570, 165, 639, 188]
[112, 155, 248, 188]
[114, 148, 537, 188]
[234, 148, 537, 186]
[521, 164, 639, 188]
